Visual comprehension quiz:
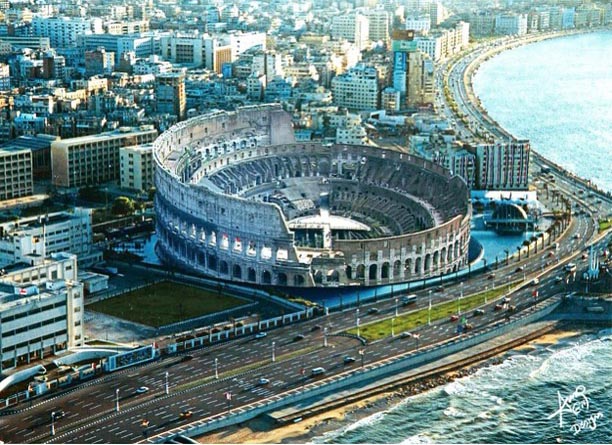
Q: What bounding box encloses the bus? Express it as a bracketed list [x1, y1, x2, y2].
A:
[401, 294, 417, 305]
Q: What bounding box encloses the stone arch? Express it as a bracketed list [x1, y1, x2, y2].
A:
[314, 270, 323, 284]
[393, 260, 402, 278]
[415, 257, 422, 275]
[356, 264, 365, 279]
[219, 260, 229, 275]
[346, 265, 353, 280]
[293, 275, 305, 286]
[232, 264, 242, 279]
[247, 267, 256, 282]
[262, 270, 272, 284]
[381, 262, 390, 279]
[277, 272, 288, 286]
[424, 254, 431, 272]
[207, 254, 217, 271]
[405, 258, 413, 275]
[369, 264, 378, 280]
[433, 251, 439, 268]
[328, 269, 340, 282]
[440, 247, 447, 264]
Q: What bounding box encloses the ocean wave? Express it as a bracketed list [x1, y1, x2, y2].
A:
[443, 406, 464, 418]
[399, 433, 434, 444]
[443, 381, 466, 396]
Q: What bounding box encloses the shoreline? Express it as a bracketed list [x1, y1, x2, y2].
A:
[197, 327, 589, 444]
[461, 28, 612, 197]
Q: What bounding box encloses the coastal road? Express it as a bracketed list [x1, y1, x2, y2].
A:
[0, 202, 599, 443]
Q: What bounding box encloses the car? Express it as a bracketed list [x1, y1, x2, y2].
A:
[574, 234, 581, 239]
[400, 331, 413, 338]
[435, 285, 445, 292]
[531, 278, 540, 286]
[311, 367, 326, 376]
[581, 253, 588, 260]
[367, 307, 380, 314]
[463, 323, 474, 331]
[450, 315, 459, 322]
[548, 251, 556, 257]
[136, 386, 149, 394]
[555, 276, 564, 283]
[487, 273, 496, 280]
[179, 410, 193, 418]
[343, 356, 356, 364]
[180, 355, 193, 363]
[293, 334, 305, 341]
[141, 419, 150, 427]
[473, 309, 485, 316]
[494, 304, 504, 311]
[515, 266, 524, 273]
[501, 297, 511, 304]
[310, 325, 322, 331]
[53, 410, 65, 420]
[507, 305, 517, 313]
[258, 377, 270, 385]
[255, 332, 267, 339]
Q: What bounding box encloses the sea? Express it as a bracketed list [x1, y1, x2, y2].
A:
[311, 32, 612, 443]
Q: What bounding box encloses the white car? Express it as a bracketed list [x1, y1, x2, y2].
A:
[255, 332, 267, 339]
[136, 386, 149, 394]
[258, 377, 270, 385]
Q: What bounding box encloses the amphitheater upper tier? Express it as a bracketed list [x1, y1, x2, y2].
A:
[154, 104, 471, 288]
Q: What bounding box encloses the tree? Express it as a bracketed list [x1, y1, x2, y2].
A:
[112, 196, 135, 216]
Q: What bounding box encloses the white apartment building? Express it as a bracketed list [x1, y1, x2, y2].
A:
[160, 33, 205, 67]
[0, 147, 33, 201]
[120, 144, 154, 192]
[0, 63, 10, 90]
[474, 140, 530, 190]
[0, 253, 84, 372]
[495, 13, 528, 36]
[331, 64, 379, 111]
[363, 9, 390, 42]
[331, 13, 370, 51]
[51, 126, 158, 188]
[405, 16, 431, 34]
[31, 16, 103, 48]
[0, 209, 96, 268]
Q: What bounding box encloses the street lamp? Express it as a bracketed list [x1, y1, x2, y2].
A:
[458, 282, 463, 315]
[359, 348, 365, 368]
[395, 298, 399, 317]
[391, 318, 395, 337]
[323, 327, 328, 347]
[50, 411, 56, 436]
[115, 389, 120, 412]
[214, 358, 219, 379]
[356, 317, 360, 338]
[428, 290, 432, 326]
[165, 371, 169, 395]
[272, 341, 276, 362]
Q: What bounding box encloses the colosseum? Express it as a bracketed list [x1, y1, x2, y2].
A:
[154, 105, 471, 288]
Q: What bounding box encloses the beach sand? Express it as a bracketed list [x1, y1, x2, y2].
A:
[196, 328, 589, 444]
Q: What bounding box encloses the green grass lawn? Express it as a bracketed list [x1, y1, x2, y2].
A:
[599, 219, 611, 232]
[88, 281, 247, 327]
[346, 281, 520, 342]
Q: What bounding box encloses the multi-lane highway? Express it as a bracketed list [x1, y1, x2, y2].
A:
[0, 187, 603, 443]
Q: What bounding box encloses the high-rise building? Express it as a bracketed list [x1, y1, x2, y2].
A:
[332, 13, 370, 51]
[85, 48, 115, 76]
[473, 141, 530, 190]
[120, 144, 154, 192]
[155, 73, 186, 121]
[0, 147, 33, 201]
[392, 31, 435, 108]
[31, 17, 103, 48]
[51, 126, 158, 188]
[495, 13, 528, 36]
[0, 253, 84, 372]
[331, 64, 379, 111]
[363, 9, 390, 43]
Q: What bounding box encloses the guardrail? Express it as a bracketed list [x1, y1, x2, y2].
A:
[143, 296, 562, 443]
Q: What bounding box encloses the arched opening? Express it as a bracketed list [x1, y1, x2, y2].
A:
[415, 257, 422, 275]
[393, 260, 402, 278]
[369, 264, 378, 280]
[405, 258, 413, 275]
[278, 272, 288, 286]
[346, 265, 353, 280]
[381, 262, 390, 279]
[328, 269, 340, 282]
[247, 267, 256, 282]
[219, 260, 229, 275]
[262, 270, 272, 284]
[356, 264, 366, 279]
[232, 264, 242, 279]
[207, 254, 217, 271]
[424, 254, 431, 272]
[314, 270, 323, 284]
[440, 247, 447, 264]
[293, 275, 305, 286]
[433, 251, 439, 268]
